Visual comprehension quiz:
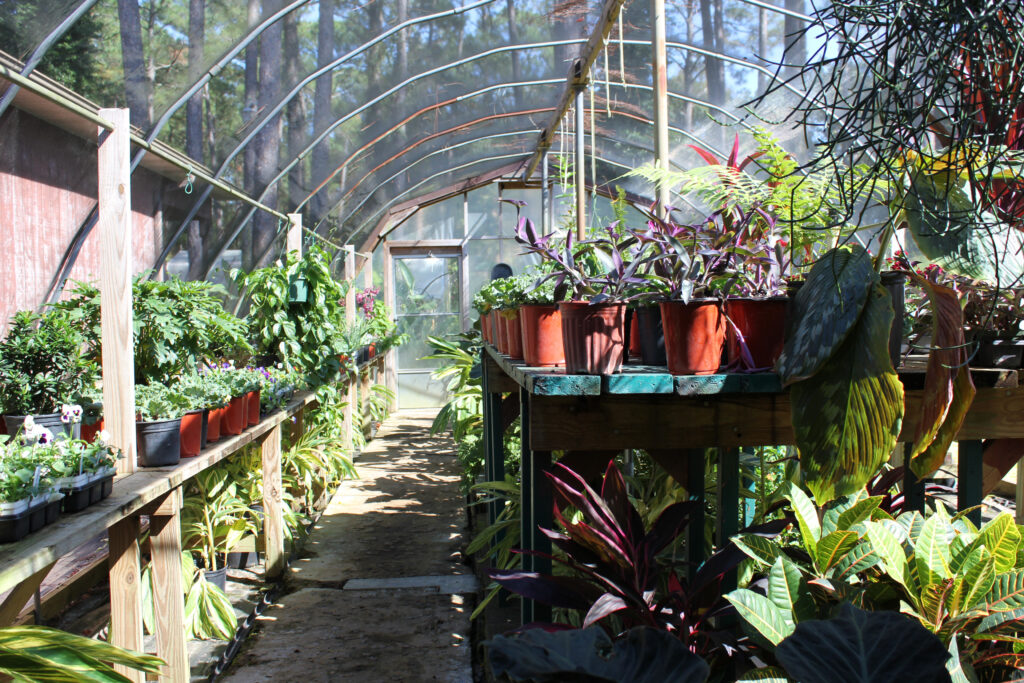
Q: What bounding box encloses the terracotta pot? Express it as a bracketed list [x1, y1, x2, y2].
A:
[726, 298, 788, 370]
[246, 389, 261, 426]
[368, 343, 376, 359]
[223, 395, 246, 435]
[520, 304, 564, 366]
[179, 409, 203, 458]
[660, 299, 726, 375]
[503, 309, 523, 360]
[496, 310, 510, 354]
[559, 301, 627, 375]
[481, 312, 492, 343]
[207, 406, 223, 442]
[635, 305, 667, 366]
[80, 418, 104, 444]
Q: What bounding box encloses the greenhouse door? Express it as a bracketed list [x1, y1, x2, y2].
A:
[391, 249, 464, 409]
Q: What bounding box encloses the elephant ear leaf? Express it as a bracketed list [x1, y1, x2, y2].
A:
[776, 245, 877, 385]
[906, 273, 975, 479]
[791, 284, 905, 503]
[775, 603, 952, 683]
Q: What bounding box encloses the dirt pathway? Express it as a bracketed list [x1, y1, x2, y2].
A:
[221, 410, 476, 682]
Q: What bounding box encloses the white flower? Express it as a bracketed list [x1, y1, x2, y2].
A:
[98, 430, 111, 445]
[22, 416, 36, 430]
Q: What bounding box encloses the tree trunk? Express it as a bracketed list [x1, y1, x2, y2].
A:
[758, 7, 768, 94]
[252, 0, 284, 268]
[506, 0, 520, 107]
[117, 0, 151, 129]
[284, 9, 305, 211]
[311, 0, 335, 219]
[186, 0, 205, 162]
[243, 0, 260, 195]
[784, 0, 806, 81]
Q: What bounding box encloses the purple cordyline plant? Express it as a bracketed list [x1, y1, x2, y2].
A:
[513, 216, 650, 303]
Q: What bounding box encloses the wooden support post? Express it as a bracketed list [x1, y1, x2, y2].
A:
[287, 213, 303, 256]
[0, 562, 55, 627]
[97, 108, 136, 475]
[482, 352, 505, 532]
[149, 489, 188, 683]
[687, 449, 706, 582]
[651, 0, 670, 217]
[344, 246, 357, 451]
[518, 387, 552, 624]
[717, 448, 740, 593]
[261, 424, 285, 578]
[959, 440, 984, 527]
[519, 386, 534, 624]
[107, 517, 144, 682]
[290, 406, 304, 446]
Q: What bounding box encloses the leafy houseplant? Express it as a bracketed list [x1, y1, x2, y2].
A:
[181, 467, 258, 576]
[0, 310, 97, 437]
[516, 276, 565, 367]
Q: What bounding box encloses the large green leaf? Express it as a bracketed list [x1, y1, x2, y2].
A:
[733, 534, 784, 568]
[984, 569, 1024, 612]
[975, 514, 1022, 574]
[915, 514, 954, 589]
[791, 285, 905, 502]
[815, 531, 861, 574]
[486, 626, 710, 683]
[726, 589, 795, 646]
[906, 274, 976, 478]
[785, 483, 820, 557]
[775, 603, 952, 683]
[866, 521, 914, 593]
[776, 245, 877, 385]
[903, 168, 1024, 287]
[0, 626, 163, 682]
[960, 547, 995, 613]
[768, 557, 816, 625]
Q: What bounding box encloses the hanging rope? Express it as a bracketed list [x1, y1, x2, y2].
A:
[182, 165, 196, 195]
[590, 73, 597, 205]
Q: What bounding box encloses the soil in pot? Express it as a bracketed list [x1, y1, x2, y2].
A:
[635, 306, 667, 366]
[660, 299, 726, 376]
[726, 298, 788, 370]
[503, 310, 524, 360]
[179, 410, 203, 458]
[223, 396, 246, 436]
[136, 417, 182, 467]
[246, 390, 261, 426]
[559, 301, 627, 375]
[520, 304, 564, 366]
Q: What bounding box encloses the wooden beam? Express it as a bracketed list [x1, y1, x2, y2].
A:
[261, 424, 285, 579]
[383, 244, 398, 408]
[522, 0, 629, 180]
[149, 488, 188, 683]
[107, 517, 143, 682]
[97, 107, 137, 475]
[0, 562, 54, 627]
[287, 212, 303, 256]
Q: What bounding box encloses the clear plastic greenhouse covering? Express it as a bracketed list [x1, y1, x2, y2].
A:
[0, 0, 821, 286]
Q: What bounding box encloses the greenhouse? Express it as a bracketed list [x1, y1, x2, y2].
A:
[0, 0, 1023, 680]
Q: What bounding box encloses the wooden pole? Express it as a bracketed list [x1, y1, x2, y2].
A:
[97, 108, 136, 475]
[107, 518, 144, 682]
[344, 247, 357, 451]
[261, 425, 285, 578]
[651, 0, 671, 218]
[287, 212, 303, 256]
[149, 489, 188, 683]
[574, 86, 587, 241]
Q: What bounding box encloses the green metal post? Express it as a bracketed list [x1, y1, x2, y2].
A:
[958, 440, 984, 527]
[687, 449, 706, 582]
[717, 447, 740, 593]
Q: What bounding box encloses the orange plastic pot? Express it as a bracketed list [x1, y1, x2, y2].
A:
[80, 418, 104, 444]
[660, 299, 726, 375]
[558, 301, 627, 375]
[495, 310, 510, 354]
[480, 312, 492, 343]
[223, 395, 245, 435]
[180, 409, 203, 457]
[520, 304, 564, 366]
[726, 298, 788, 370]
[503, 309, 523, 360]
[368, 343, 376, 359]
[207, 406, 223, 442]
[246, 389, 261, 426]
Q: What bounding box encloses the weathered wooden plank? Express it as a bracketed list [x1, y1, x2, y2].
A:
[675, 373, 783, 396]
[97, 108, 136, 475]
[604, 369, 674, 394]
[484, 355, 519, 394]
[107, 516, 143, 682]
[0, 561, 54, 627]
[0, 392, 315, 596]
[261, 424, 285, 579]
[525, 372, 601, 396]
[528, 386, 1024, 451]
[149, 488, 188, 683]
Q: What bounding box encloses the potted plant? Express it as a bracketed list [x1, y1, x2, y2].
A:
[135, 384, 188, 468]
[492, 276, 531, 360]
[181, 467, 259, 588]
[0, 311, 97, 440]
[514, 218, 647, 375]
[518, 274, 565, 367]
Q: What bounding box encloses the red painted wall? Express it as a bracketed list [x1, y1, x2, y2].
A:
[0, 107, 176, 333]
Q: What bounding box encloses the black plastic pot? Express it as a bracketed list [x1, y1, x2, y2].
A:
[881, 271, 906, 368]
[3, 413, 78, 441]
[226, 551, 259, 569]
[974, 339, 1024, 369]
[200, 409, 209, 450]
[635, 306, 667, 366]
[204, 566, 228, 592]
[0, 506, 31, 543]
[136, 418, 182, 468]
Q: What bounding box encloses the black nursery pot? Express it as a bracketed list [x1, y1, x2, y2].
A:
[635, 305, 667, 366]
[880, 271, 906, 368]
[204, 566, 228, 591]
[136, 418, 182, 468]
[227, 551, 260, 569]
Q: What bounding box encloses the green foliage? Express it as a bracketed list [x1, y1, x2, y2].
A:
[142, 552, 237, 642]
[0, 625, 163, 682]
[0, 310, 98, 416]
[134, 383, 190, 422]
[181, 467, 258, 569]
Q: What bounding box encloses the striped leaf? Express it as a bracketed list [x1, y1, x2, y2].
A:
[866, 521, 914, 593]
[0, 626, 163, 682]
[915, 514, 954, 589]
[961, 547, 995, 613]
[777, 245, 877, 385]
[816, 531, 861, 574]
[785, 484, 820, 556]
[768, 557, 815, 624]
[727, 588, 795, 646]
[733, 534, 784, 568]
[984, 570, 1024, 612]
[792, 285, 905, 503]
[738, 668, 791, 682]
[976, 514, 1021, 574]
[832, 543, 882, 580]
